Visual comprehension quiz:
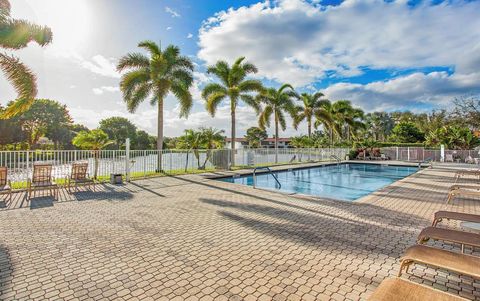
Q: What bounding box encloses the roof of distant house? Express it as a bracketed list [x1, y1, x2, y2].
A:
[225, 138, 292, 142]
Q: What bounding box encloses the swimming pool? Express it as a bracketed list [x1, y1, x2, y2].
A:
[217, 163, 418, 201]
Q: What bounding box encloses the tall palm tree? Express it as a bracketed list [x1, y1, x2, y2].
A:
[202, 57, 263, 166]
[0, 0, 53, 118]
[257, 84, 296, 163]
[332, 100, 364, 141]
[117, 41, 194, 156]
[292, 92, 330, 138]
[314, 100, 337, 144]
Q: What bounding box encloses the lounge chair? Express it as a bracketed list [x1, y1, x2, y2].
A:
[27, 163, 58, 200]
[446, 184, 480, 204]
[0, 166, 12, 203]
[445, 154, 454, 162]
[367, 277, 468, 301]
[454, 169, 480, 182]
[432, 210, 480, 227]
[66, 162, 95, 193]
[417, 226, 480, 253]
[398, 245, 480, 279]
[465, 155, 474, 164]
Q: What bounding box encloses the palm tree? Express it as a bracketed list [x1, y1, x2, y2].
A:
[117, 40, 194, 170]
[199, 127, 225, 169]
[257, 84, 296, 163]
[292, 92, 330, 138]
[313, 100, 337, 144]
[177, 129, 203, 171]
[0, 0, 53, 118]
[72, 129, 113, 179]
[202, 57, 263, 166]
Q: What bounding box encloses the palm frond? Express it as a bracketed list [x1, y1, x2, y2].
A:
[206, 91, 227, 116]
[207, 61, 230, 86]
[237, 79, 264, 93]
[0, 53, 36, 118]
[117, 52, 150, 71]
[258, 105, 273, 129]
[138, 40, 161, 56]
[119, 69, 150, 101]
[127, 82, 152, 113]
[201, 83, 227, 100]
[277, 110, 287, 131]
[0, 19, 52, 49]
[240, 94, 261, 114]
[170, 83, 192, 118]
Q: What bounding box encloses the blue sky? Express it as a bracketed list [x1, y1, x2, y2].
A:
[2, 0, 480, 137]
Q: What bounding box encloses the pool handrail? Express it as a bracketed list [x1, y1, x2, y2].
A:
[253, 166, 281, 189]
[330, 155, 341, 163]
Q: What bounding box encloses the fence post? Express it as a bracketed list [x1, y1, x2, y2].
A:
[143, 150, 147, 178]
[407, 147, 410, 161]
[125, 138, 130, 182]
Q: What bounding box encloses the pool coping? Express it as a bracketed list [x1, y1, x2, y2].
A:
[204, 160, 427, 203]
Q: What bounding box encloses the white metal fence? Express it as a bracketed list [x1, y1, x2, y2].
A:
[1, 146, 476, 187]
[0, 148, 349, 186]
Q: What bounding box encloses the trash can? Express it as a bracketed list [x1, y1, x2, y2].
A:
[110, 173, 123, 185]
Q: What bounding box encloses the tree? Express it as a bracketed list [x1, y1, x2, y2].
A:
[0, 0, 53, 118]
[390, 122, 425, 143]
[135, 130, 155, 150]
[244, 127, 267, 148]
[99, 117, 137, 149]
[17, 99, 73, 148]
[202, 57, 263, 166]
[72, 129, 113, 179]
[0, 104, 25, 149]
[292, 92, 329, 138]
[426, 125, 479, 149]
[364, 112, 394, 141]
[177, 129, 203, 171]
[198, 127, 225, 169]
[117, 40, 194, 161]
[257, 84, 296, 163]
[451, 95, 480, 130]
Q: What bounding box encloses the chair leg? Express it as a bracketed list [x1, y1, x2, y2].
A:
[446, 191, 455, 204]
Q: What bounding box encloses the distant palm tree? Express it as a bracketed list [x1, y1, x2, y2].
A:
[0, 0, 53, 118]
[292, 92, 329, 138]
[257, 84, 296, 163]
[117, 40, 194, 157]
[202, 57, 263, 166]
[177, 129, 203, 171]
[199, 127, 225, 169]
[315, 100, 364, 143]
[314, 100, 337, 144]
[72, 129, 113, 179]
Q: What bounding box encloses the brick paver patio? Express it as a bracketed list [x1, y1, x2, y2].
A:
[0, 164, 479, 300]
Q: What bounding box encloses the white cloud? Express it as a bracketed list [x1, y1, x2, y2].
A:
[166, 26, 172, 31]
[324, 71, 480, 112]
[165, 6, 181, 18]
[187, 33, 193, 39]
[92, 86, 120, 95]
[198, 0, 480, 87]
[79, 55, 120, 78]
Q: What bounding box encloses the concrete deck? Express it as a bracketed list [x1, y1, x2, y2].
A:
[0, 163, 479, 300]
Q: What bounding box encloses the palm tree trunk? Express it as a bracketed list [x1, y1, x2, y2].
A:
[275, 113, 279, 164]
[230, 102, 236, 168]
[307, 118, 312, 139]
[156, 98, 163, 171]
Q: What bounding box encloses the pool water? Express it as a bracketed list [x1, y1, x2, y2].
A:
[217, 163, 418, 201]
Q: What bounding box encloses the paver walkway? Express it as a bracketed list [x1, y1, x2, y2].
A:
[0, 165, 479, 300]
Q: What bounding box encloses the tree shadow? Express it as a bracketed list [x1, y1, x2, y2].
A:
[200, 197, 425, 258]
